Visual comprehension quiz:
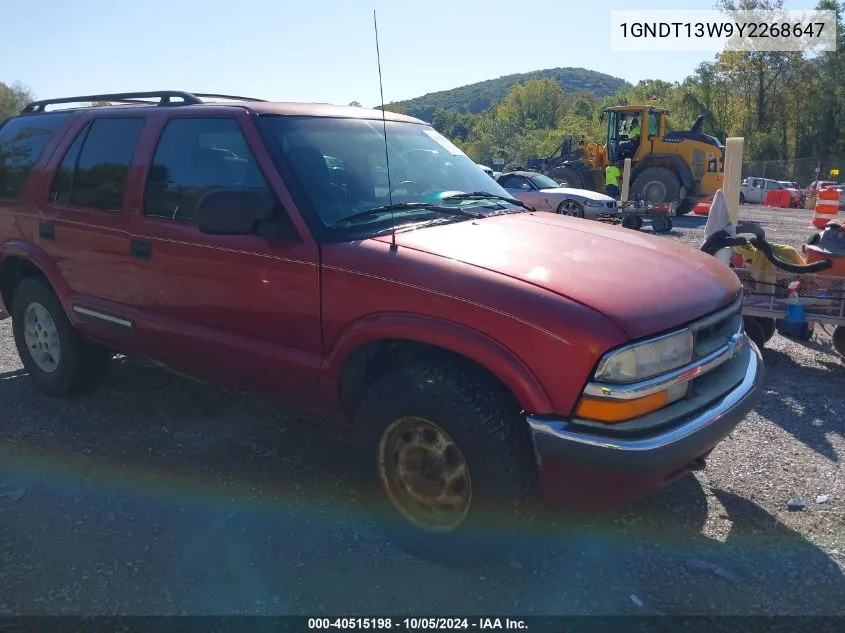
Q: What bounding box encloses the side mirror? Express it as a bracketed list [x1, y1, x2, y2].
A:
[521, 182, 531, 190]
[196, 189, 274, 236]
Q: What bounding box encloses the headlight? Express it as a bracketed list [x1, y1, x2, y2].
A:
[595, 329, 694, 383]
[584, 199, 605, 207]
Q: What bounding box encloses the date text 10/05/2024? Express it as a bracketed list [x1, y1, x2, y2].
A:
[308, 618, 528, 630]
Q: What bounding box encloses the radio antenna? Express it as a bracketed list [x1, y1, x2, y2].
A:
[373, 9, 397, 252]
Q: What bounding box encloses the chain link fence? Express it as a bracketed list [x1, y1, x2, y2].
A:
[742, 157, 844, 187]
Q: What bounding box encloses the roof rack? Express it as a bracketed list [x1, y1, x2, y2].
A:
[20, 90, 267, 114]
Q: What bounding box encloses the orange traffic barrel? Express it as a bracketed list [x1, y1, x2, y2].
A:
[812, 188, 840, 228]
[693, 199, 712, 215]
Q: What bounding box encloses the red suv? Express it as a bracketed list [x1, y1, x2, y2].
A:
[0, 91, 763, 565]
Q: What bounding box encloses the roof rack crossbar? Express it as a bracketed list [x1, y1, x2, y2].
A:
[191, 93, 267, 102]
[20, 91, 204, 114]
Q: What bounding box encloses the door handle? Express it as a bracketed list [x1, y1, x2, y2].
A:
[38, 222, 55, 240]
[129, 240, 152, 260]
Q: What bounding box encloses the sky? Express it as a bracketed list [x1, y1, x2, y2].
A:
[2, 0, 820, 109]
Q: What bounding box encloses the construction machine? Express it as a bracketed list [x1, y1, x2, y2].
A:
[541, 105, 725, 215]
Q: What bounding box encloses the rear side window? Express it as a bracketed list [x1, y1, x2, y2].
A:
[144, 117, 271, 221]
[48, 118, 144, 212]
[0, 113, 71, 200]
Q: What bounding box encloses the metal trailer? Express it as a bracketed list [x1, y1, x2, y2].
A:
[597, 197, 676, 233]
[736, 269, 845, 356]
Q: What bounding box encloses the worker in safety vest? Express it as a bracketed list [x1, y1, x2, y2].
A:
[605, 161, 622, 199]
[618, 116, 641, 160]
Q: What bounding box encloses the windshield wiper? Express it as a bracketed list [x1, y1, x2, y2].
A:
[333, 202, 484, 226]
[439, 192, 531, 210]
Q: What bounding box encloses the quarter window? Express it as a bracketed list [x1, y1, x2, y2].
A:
[144, 117, 272, 221]
[49, 118, 145, 212]
[0, 113, 71, 200]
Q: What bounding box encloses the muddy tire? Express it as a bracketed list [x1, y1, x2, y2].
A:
[352, 361, 536, 567]
[549, 165, 584, 189]
[631, 167, 682, 205]
[11, 276, 111, 397]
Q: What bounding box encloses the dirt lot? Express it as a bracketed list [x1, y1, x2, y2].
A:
[0, 204, 842, 616]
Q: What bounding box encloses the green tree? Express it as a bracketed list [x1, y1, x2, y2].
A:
[0, 82, 35, 122]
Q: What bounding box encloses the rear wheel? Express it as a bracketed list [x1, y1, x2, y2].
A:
[631, 167, 682, 206]
[353, 361, 536, 567]
[739, 192, 747, 204]
[833, 326, 845, 357]
[549, 165, 584, 189]
[743, 316, 767, 350]
[11, 276, 111, 397]
[652, 216, 672, 233]
[621, 215, 639, 230]
[758, 317, 776, 343]
[675, 199, 693, 216]
[557, 199, 584, 218]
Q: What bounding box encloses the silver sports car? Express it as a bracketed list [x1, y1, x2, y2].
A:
[496, 171, 618, 219]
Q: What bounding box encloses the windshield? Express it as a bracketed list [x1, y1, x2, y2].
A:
[258, 116, 522, 234]
[529, 173, 561, 189]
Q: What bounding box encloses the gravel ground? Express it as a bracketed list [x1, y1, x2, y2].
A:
[0, 204, 842, 617]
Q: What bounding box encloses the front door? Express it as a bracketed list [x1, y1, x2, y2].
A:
[124, 113, 322, 405]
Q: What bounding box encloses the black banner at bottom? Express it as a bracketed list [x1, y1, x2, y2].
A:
[0, 616, 842, 633]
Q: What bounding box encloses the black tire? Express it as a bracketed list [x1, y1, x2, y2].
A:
[548, 165, 584, 189]
[352, 361, 536, 567]
[621, 215, 639, 230]
[557, 199, 584, 218]
[758, 317, 776, 343]
[675, 199, 694, 216]
[631, 166, 682, 205]
[652, 216, 671, 233]
[832, 326, 845, 357]
[11, 276, 111, 397]
[739, 192, 746, 204]
[743, 316, 767, 350]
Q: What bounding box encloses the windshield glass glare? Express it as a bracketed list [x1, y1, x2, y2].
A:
[529, 174, 561, 189]
[259, 116, 521, 230]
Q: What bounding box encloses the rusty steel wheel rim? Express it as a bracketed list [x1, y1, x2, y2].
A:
[378, 417, 472, 532]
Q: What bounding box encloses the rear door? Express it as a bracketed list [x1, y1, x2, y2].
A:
[34, 114, 147, 351]
[124, 111, 322, 404]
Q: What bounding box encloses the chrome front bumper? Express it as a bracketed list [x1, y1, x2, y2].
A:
[527, 339, 764, 472]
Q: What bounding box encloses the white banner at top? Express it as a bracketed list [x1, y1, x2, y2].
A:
[610, 9, 838, 53]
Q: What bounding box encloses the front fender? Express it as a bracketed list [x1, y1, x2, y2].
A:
[321, 313, 554, 414]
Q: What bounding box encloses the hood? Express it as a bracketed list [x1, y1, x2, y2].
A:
[378, 212, 740, 340]
[539, 187, 613, 201]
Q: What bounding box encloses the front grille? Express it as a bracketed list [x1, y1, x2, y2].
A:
[605, 201, 616, 209]
[688, 291, 744, 360]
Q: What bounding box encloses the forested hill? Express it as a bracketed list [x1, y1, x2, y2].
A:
[387, 67, 631, 121]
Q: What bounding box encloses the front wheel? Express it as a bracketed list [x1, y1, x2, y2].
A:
[11, 276, 111, 397]
[557, 199, 584, 218]
[353, 361, 536, 567]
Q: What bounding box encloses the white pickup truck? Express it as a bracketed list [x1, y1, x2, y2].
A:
[739, 177, 787, 204]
